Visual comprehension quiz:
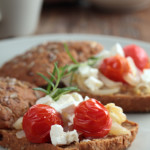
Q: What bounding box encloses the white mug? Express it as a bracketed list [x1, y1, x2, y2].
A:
[0, 0, 43, 38]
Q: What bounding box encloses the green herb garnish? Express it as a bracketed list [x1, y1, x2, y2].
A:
[64, 43, 103, 85]
[34, 63, 79, 101]
[64, 43, 79, 64]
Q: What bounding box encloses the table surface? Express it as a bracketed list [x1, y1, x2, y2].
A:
[35, 3, 150, 43]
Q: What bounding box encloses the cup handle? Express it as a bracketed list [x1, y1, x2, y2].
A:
[0, 11, 2, 21]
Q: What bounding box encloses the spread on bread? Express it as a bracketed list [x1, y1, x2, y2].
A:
[12, 64, 137, 147]
[62, 43, 150, 96]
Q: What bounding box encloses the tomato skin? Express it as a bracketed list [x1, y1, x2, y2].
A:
[74, 99, 112, 138]
[23, 104, 63, 143]
[123, 44, 149, 70]
[99, 55, 130, 83]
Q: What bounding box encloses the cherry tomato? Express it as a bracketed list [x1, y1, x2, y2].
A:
[123, 44, 149, 70]
[74, 99, 112, 138]
[99, 55, 131, 83]
[23, 104, 62, 143]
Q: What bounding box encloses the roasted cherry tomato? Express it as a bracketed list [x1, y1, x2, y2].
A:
[123, 44, 149, 71]
[74, 99, 112, 138]
[23, 104, 62, 143]
[99, 55, 131, 83]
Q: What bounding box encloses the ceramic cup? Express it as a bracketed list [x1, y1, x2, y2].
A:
[0, 0, 43, 38]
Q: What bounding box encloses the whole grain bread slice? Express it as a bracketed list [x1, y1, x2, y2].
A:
[0, 77, 44, 129]
[0, 120, 138, 150]
[80, 91, 150, 112]
[0, 41, 103, 86]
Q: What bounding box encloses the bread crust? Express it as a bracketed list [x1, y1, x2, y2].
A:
[0, 41, 103, 86]
[0, 77, 44, 129]
[0, 120, 138, 150]
[80, 91, 150, 112]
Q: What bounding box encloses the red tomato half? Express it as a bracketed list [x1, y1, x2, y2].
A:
[23, 104, 62, 143]
[74, 99, 112, 138]
[99, 55, 130, 83]
[123, 44, 149, 70]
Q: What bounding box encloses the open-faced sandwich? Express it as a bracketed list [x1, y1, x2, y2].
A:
[0, 41, 103, 86]
[0, 41, 149, 112]
[0, 64, 138, 150]
[61, 43, 150, 112]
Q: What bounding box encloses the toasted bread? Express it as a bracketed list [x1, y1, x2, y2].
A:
[0, 120, 138, 150]
[0, 41, 103, 86]
[80, 91, 150, 112]
[0, 77, 44, 129]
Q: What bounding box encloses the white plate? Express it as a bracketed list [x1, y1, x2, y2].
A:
[0, 34, 150, 150]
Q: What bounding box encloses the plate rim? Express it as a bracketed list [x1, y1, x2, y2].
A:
[0, 33, 150, 47]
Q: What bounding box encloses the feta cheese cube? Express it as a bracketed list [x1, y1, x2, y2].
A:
[84, 76, 103, 91]
[66, 130, 79, 144]
[56, 94, 77, 114]
[71, 92, 83, 104]
[50, 125, 79, 146]
[68, 114, 74, 126]
[50, 125, 68, 146]
[78, 65, 98, 78]
[36, 95, 54, 105]
[50, 103, 61, 113]
[53, 94, 83, 126]
[141, 69, 150, 83]
[110, 43, 125, 57]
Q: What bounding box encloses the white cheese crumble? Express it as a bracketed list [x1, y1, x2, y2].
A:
[78, 65, 98, 78]
[50, 124, 79, 146]
[84, 76, 103, 91]
[55, 93, 82, 114]
[71, 92, 84, 103]
[50, 93, 83, 126]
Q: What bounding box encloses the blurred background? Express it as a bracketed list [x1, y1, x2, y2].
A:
[0, 0, 150, 42]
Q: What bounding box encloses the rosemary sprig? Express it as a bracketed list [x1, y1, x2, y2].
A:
[64, 43, 79, 64]
[63, 43, 103, 85]
[34, 63, 79, 101]
[64, 43, 102, 71]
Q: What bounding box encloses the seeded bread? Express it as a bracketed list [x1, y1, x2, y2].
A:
[0, 77, 44, 129]
[0, 120, 138, 150]
[0, 41, 103, 86]
[79, 91, 150, 112]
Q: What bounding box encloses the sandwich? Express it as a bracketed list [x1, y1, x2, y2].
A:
[0, 41, 103, 86]
[62, 43, 150, 112]
[0, 41, 149, 112]
[0, 64, 138, 150]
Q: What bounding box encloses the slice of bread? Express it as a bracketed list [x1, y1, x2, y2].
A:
[80, 91, 150, 112]
[0, 120, 138, 150]
[0, 41, 103, 86]
[0, 77, 44, 129]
